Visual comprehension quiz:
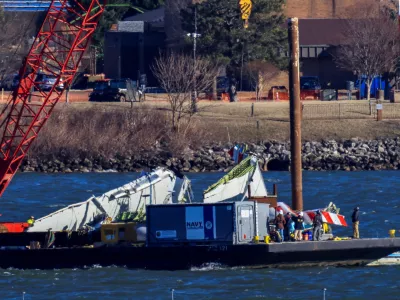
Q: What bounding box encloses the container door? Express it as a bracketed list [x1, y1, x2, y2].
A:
[238, 205, 253, 242]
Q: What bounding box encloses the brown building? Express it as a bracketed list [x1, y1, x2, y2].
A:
[285, 0, 379, 19]
[298, 19, 355, 90]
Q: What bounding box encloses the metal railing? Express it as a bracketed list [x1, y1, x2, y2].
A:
[302, 102, 400, 120]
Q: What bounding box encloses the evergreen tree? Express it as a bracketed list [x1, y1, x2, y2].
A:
[181, 0, 287, 75]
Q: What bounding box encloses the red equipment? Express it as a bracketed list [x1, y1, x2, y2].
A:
[0, 0, 105, 197]
[0, 222, 29, 233]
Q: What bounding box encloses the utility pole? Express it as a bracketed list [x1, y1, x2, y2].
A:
[240, 41, 244, 91]
[288, 18, 303, 211]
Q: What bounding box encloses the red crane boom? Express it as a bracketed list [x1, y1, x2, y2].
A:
[0, 0, 105, 197]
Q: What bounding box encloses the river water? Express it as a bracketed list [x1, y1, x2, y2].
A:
[0, 171, 399, 299]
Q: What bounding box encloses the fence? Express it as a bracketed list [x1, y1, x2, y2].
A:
[302, 102, 400, 120]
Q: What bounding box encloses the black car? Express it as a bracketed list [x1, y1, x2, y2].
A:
[89, 79, 137, 102]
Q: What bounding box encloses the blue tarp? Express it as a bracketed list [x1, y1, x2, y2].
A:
[356, 76, 391, 99]
[0, 0, 54, 12]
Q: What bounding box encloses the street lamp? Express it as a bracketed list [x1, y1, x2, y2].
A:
[187, 5, 201, 112]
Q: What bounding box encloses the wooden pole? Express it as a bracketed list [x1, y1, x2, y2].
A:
[273, 183, 278, 196]
[288, 18, 303, 211]
[377, 102, 383, 121]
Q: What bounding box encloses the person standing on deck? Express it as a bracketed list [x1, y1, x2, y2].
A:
[27, 216, 35, 227]
[284, 212, 292, 241]
[352, 207, 360, 239]
[313, 210, 323, 241]
[294, 212, 305, 241]
[275, 211, 286, 242]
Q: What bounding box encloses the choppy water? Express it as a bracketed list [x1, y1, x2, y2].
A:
[0, 171, 399, 299]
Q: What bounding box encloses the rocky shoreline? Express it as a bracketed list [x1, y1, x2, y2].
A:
[20, 138, 400, 173]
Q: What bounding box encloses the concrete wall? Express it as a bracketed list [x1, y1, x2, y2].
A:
[104, 31, 166, 85]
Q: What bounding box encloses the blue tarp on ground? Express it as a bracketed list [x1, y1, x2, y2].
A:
[356, 76, 391, 99]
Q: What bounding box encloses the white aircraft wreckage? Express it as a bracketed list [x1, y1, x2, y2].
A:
[28, 168, 193, 232]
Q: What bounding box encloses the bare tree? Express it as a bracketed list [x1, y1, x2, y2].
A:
[335, 6, 400, 110]
[0, 9, 36, 88]
[245, 61, 279, 101]
[152, 53, 218, 132]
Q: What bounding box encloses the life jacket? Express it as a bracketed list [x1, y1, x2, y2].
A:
[295, 216, 304, 230]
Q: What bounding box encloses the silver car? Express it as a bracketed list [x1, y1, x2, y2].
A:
[35, 73, 64, 91]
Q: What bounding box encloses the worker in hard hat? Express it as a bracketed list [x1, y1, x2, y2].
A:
[274, 210, 286, 243]
[294, 212, 305, 241]
[27, 216, 35, 227]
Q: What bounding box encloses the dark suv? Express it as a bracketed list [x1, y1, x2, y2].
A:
[300, 76, 321, 90]
[89, 79, 137, 102]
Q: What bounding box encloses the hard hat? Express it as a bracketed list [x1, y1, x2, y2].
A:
[354, 207, 359, 211]
[30, 216, 34, 219]
[279, 210, 283, 215]
[299, 212, 304, 216]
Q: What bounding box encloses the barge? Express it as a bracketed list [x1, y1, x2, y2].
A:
[0, 239, 399, 270]
[0, 159, 398, 270]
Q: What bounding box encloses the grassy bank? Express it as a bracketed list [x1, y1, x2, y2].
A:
[28, 101, 400, 158]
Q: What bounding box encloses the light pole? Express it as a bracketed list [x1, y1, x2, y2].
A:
[188, 5, 201, 113]
[238, 39, 244, 91]
[193, 5, 197, 112]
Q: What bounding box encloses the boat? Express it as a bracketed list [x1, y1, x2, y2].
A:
[368, 251, 400, 266]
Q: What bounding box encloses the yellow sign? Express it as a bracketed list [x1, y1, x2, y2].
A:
[239, 0, 252, 28]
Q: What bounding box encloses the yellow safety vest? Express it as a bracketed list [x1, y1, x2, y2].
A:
[323, 223, 328, 233]
[27, 219, 35, 226]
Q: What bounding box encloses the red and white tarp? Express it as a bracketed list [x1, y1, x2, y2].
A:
[305, 210, 347, 227]
[277, 202, 348, 227]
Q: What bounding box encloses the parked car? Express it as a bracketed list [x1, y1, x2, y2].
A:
[89, 78, 137, 102]
[35, 73, 64, 91]
[300, 76, 321, 90]
[144, 87, 166, 94]
[0, 74, 19, 90]
[300, 76, 322, 100]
